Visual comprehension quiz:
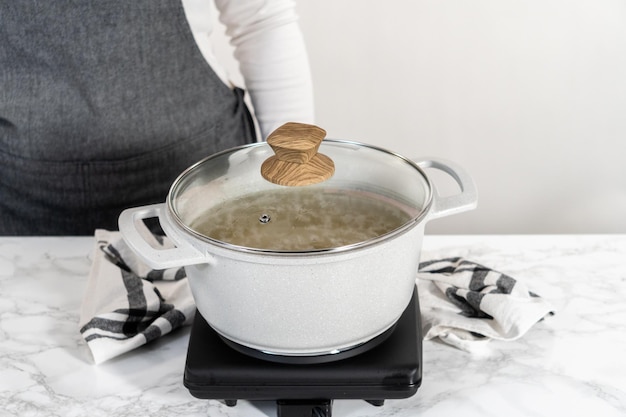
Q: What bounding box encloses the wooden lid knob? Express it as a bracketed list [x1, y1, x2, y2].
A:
[261, 122, 335, 186]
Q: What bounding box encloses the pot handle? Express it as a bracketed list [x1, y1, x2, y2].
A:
[413, 158, 478, 220]
[118, 203, 211, 269]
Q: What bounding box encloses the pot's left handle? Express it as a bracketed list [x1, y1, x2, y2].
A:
[118, 203, 211, 270]
[413, 158, 478, 220]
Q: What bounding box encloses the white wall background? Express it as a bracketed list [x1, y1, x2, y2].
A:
[188, 0, 626, 234]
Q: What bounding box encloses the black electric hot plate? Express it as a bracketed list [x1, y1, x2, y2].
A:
[184, 286, 422, 417]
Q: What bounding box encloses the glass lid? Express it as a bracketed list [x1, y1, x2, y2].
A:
[168, 139, 432, 253]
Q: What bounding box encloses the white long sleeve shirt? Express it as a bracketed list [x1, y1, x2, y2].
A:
[182, 0, 315, 139]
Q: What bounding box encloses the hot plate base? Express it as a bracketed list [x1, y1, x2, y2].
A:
[183, 286, 422, 417]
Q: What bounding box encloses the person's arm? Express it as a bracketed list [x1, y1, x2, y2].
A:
[215, 0, 315, 139]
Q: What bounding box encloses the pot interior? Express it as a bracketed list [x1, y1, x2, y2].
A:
[168, 140, 432, 252]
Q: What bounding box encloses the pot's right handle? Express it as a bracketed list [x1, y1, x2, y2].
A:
[118, 203, 211, 270]
[413, 158, 478, 220]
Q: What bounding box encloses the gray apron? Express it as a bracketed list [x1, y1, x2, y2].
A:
[0, 1, 256, 235]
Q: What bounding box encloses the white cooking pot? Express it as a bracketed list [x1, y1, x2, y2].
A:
[119, 136, 477, 358]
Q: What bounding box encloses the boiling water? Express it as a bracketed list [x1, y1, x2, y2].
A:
[190, 188, 415, 251]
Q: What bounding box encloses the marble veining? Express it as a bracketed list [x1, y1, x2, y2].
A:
[1, 235, 625, 416]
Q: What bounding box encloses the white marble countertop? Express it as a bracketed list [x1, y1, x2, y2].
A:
[1, 235, 625, 416]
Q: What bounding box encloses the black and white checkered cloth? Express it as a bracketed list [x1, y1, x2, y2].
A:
[79, 229, 195, 364]
[417, 257, 554, 351]
[79, 231, 554, 363]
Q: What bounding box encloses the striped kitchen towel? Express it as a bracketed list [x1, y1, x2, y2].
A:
[79, 229, 195, 364]
[79, 231, 553, 362]
[417, 257, 554, 352]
